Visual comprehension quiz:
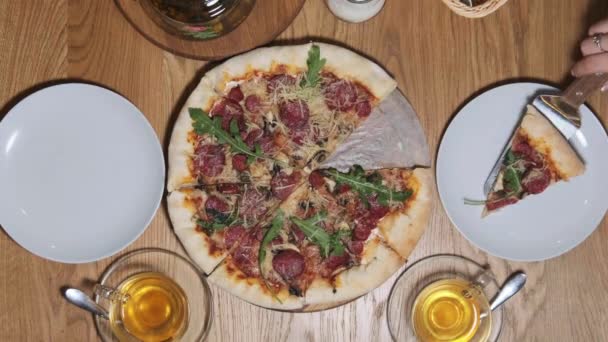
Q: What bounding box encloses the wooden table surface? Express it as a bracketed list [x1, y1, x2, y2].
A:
[1, 0, 607, 341]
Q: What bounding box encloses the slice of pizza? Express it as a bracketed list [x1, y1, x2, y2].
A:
[167, 42, 397, 191]
[207, 166, 432, 310]
[167, 183, 285, 274]
[481, 105, 585, 216]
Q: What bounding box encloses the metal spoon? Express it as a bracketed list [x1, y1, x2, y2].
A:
[64, 288, 109, 320]
[490, 271, 527, 311]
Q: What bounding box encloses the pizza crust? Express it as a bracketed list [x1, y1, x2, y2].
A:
[203, 42, 397, 101]
[520, 105, 585, 179]
[167, 189, 227, 274]
[167, 77, 219, 192]
[378, 168, 433, 259]
[303, 237, 403, 309]
[208, 257, 305, 310]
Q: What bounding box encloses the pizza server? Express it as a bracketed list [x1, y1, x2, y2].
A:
[484, 72, 608, 194]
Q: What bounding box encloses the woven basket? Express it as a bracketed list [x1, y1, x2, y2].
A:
[442, 0, 510, 18]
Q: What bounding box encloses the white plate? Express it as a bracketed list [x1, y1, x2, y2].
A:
[0, 84, 164, 263]
[437, 82, 608, 261]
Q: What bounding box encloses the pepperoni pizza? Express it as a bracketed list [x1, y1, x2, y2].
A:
[167, 43, 432, 310]
[478, 105, 585, 216]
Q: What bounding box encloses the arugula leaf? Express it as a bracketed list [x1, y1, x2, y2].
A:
[196, 204, 239, 234]
[290, 212, 347, 258]
[300, 44, 326, 88]
[290, 212, 332, 257]
[189, 108, 264, 162]
[324, 166, 412, 206]
[196, 219, 226, 231]
[502, 166, 522, 194]
[463, 198, 487, 205]
[255, 211, 286, 304]
[503, 148, 518, 166]
[229, 118, 240, 136]
[258, 210, 285, 266]
[329, 229, 351, 256]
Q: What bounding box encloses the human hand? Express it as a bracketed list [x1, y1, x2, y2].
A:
[571, 18, 608, 91]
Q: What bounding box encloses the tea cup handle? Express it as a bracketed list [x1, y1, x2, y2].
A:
[471, 269, 494, 289]
[459, 269, 494, 306]
[94, 284, 130, 304]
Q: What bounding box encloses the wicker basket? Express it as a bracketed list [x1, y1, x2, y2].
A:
[442, 0, 510, 18]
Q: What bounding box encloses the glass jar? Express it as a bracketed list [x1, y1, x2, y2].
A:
[141, 0, 256, 40]
[326, 0, 385, 23]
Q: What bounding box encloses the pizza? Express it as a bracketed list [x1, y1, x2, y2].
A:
[166, 42, 432, 310]
[479, 105, 585, 216]
[208, 167, 431, 309]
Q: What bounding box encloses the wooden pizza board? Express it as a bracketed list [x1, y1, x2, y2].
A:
[115, 0, 306, 60]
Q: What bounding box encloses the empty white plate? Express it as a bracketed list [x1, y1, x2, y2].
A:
[437, 82, 608, 261]
[0, 84, 165, 263]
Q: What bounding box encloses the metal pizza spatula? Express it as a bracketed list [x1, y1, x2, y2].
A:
[483, 73, 608, 195]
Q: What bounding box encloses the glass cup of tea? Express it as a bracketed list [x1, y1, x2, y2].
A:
[94, 248, 212, 342]
[387, 255, 503, 342]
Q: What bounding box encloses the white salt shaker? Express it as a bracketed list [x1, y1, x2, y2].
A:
[326, 0, 386, 23]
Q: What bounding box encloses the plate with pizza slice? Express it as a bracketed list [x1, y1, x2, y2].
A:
[437, 82, 608, 261]
[166, 43, 433, 311]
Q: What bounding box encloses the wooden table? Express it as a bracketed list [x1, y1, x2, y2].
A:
[1, 0, 607, 341]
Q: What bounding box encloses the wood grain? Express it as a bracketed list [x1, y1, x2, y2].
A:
[115, 0, 306, 60]
[1, 0, 607, 341]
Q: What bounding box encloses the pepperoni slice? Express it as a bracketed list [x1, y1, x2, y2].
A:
[210, 98, 245, 131]
[258, 135, 276, 153]
[205, 195, 230, 218]
[272, 250, 305, 281]
[324, 79, 357, 111]
[352, 208, 383, 241]
[217, 183, 241, 194]
[335, 184, 352, 194]
[355, 100, 372, 117]
[245, 129, 276, 153]
[348, 240, 364, 255]
[224, 225, 246, 248]
[353, 222, 373, 241]
[244, 129, 263, 148]
[232, 232, 260, 277]
[522, 168, 551, 194]
[267, 74, 296, 93]
[232, 154, 248, 172]
[245, 95, 262, 113]
[511, 135, 541, 165]
[271, 171, 302, 200]
[486, 193, 519, 210]
[194, 144, 225, 177]
[309, 171, 325, 189]
[227, 86, 244, 102]
[279, 100, 310, 130]
[368, 195, 390, 220]
[321, 254, 350, 278]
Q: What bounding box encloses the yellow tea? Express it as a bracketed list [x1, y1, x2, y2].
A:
[412, 279, 491, 342]
[110, 272, 188, 342]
